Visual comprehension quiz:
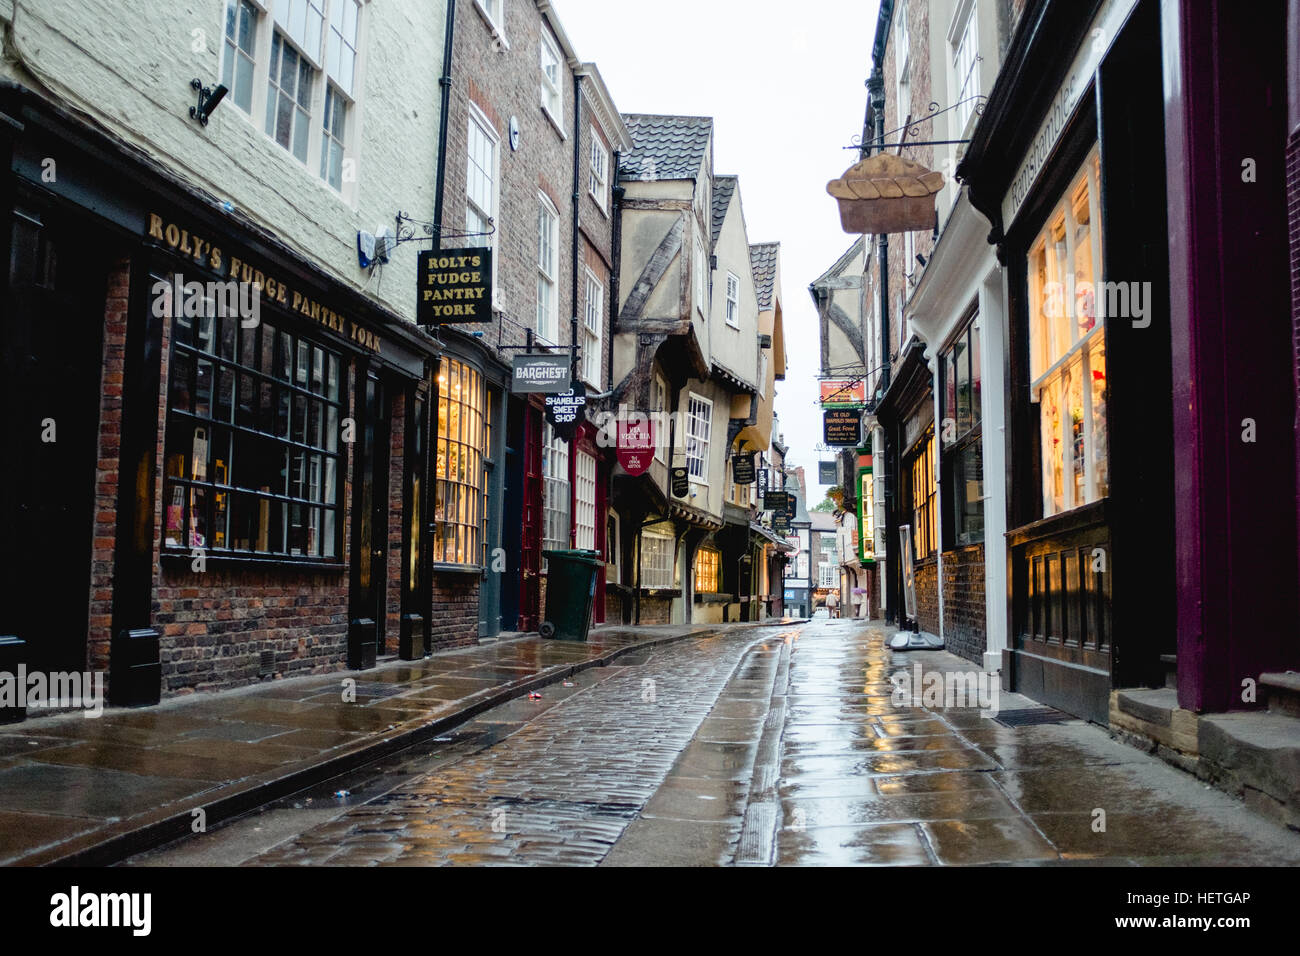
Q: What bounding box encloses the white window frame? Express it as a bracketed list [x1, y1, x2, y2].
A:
[694, 237, 708, 320]
[574, 451, 597, 550]
[950, 0, 981, 135]
[466, 103, 500, 302]
[472, 0, 508, 46]
[725, 272, 740, 328]
[652, 374, 668, 463]
[221, 0, 261, 116]
[685, 392, 713, 483]
[589, 129, 610, 213]
[582, 267, 604, 388]
[539, 29, 563, 128]
[640, 530, 675, 589]
[536, 193, 560, 343]
[541, 422, 570, 564]
[895, 3, 911, 119]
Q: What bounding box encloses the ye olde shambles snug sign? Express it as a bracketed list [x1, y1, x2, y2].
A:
[823, 408, 862, 446]
[417, 248, 492, 325]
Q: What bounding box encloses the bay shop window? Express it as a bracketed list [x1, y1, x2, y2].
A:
[1028, 146, 1109, 518]
[434, 357, 486, 565]
[163, 281, 344, 561]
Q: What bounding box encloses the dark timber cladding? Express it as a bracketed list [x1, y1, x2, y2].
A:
[956, 0, 1181, 724]
[0, 85, 440, 704]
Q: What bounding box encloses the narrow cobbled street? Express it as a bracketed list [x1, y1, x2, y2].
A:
[130, 620, 1300, 866]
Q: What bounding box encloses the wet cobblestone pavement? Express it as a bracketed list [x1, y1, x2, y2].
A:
[130, 619, 1300, 866]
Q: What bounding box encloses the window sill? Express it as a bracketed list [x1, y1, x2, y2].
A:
[541, 104, 567, 141]
[472, 1, 509, 48]
[160, 551, 346, 573]
[430, 562, 485, 575]
[638, 587, 680, 598]
[694, 592, 731, 605]
[588, 192, 610, 217]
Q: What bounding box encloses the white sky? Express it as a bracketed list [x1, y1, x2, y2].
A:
[552, 0, 881, 504]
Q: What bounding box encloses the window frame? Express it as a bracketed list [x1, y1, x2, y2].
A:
[950, 0, 981, 134]
[724, 271, 740, 328]
[589, 129, 610, 212]
[685, 391, 713, 483]
[472, 0, 507, 45]
[536, 192, 560, 343]
[465, 102, 500, 303]
[582, 267, 604, 388]
[639, 529, 675, 590]
[652, 374, 668, 463]
[539, 28, 563, 127]
[433, 356, 487, 566]
[906, 429, 937, 561]
[940, 310, 984, 548]
[574, 450, 597, 551]
[160, 272, 346, 565]
[541, 421, 570, 563]
[693, 547, 721, 595]
[1027, 146, 1108, 519]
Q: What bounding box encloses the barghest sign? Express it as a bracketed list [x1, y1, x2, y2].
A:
[417, 248, 493, 325]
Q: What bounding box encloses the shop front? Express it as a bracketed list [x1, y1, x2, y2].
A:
[957, 0, 1178, 722]
[1, 86, 441, 706]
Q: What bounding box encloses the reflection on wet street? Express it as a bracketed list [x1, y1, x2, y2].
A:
[130, 619, 1300, 866]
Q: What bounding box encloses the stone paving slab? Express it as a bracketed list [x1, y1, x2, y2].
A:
[0, 621, 773, 865]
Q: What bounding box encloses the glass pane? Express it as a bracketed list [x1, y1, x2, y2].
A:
[292, 393, 307, 444]
[258, 380, 275, 434]
[277, 386, 291, 438]
[288, 502, 306, 555]
[237, 373, 256, 429]
[325, 404, 338, 452]
[323, 507, 336, 557]
[189, 486, 209, 549]
[235, 54, 254, 112]
[1040, 373, 1064, 517]
[959, 440, 984, 544]
[308, 399, 322, 448]
[279, 330, 294, 380]
[266, 498, 285, 553]
[327, 354, 340, 399]
[312, 347, 324, 392]
[219, 313, 238, 360]
[1072, 178, 1096, 336]
[216, 365, 234, 422]
[170, 350, 193, 412]
[259, 322, 276, 371]
[944, 351, 956, 439]
[196, 312, 216, 354]
[296, 341, 308, 384]
[1090, 336, 1109, 499]
[971, 325, 982, 426]
[1049, 215, 1068, 364]
[956, 337, 971, 435]
[164, 481, 186, 548]
[194, 360, 213, 418]
[1066, 358, 1085, 509]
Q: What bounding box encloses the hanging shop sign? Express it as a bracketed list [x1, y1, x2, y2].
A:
[616, 416, 656, 477]
[670, 467, 690, 498]
[417, 248, 493, 326]
[819, 379, 866, 407]
[773, 512, 791, 534]
[823, 408, 862, 446]
[826, 153, 944, 235]
[544, 382, 586, 441]
[764, 490, 788, 514]
[818, 460, 838, 485]
[756, 468, 769, 498]
[732, 453, 755, 485]
[511, 353, 571, 394]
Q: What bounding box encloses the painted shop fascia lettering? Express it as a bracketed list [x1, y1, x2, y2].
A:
[147, 213, 383, 353]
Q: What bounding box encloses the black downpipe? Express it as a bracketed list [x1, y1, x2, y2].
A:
[608, 149, 622, 391]
[571, 73, 584, 381]
[432, 0, 457, 244]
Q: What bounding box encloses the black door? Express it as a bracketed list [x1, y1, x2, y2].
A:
[0, 203, 108, 674]
[350, 369, 390, 653]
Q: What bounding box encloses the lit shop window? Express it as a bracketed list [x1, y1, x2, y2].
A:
[434, 358, 485, 564]
[694, 547, 720, 594]
[1027, 146, 1107, 517]
[908, 431, 937, 560]
[542, 422, 570, 562]
[162, 278, 343, 561]
[640, 530, 675, 589]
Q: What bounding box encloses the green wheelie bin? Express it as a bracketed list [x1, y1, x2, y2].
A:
[539, 549, 604, 641]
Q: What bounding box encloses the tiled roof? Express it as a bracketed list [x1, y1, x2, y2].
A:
[749, 242, 780, 310]
[711, 175, 737, 244]
[620, 114, 712, 182]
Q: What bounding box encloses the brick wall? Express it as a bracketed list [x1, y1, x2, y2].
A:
[439, 1, 577, 357]
[942, 543, 987, 664]
[914, 557, 939, 636]
[637, 595, 673, 625]
[87, 261, 130, 675]
[430, 574, 480, 648]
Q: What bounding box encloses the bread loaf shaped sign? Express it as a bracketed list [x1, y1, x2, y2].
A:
[616, 415, 656, 477]
[827, 154, 944, 234]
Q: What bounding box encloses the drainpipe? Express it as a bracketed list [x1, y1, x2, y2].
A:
[609, 149, 622, 391]
[432, 0, 456, 245]
[568, 72, 585, 545]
